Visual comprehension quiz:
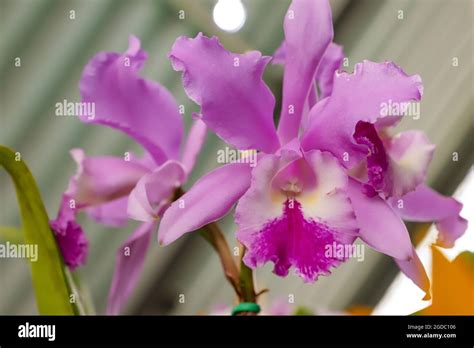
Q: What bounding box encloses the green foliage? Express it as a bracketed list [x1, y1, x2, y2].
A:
[0, 145, 76, 314]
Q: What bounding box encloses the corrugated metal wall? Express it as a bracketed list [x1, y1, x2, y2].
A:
[1, 0, 472, 315]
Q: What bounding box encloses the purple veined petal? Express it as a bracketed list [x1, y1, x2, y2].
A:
[301, 60, 423, 168]
[80, 35, 183, 163]
[158, 162, 252, 245]
[127, 160, 187, 222]
[85, 197, 129, 227]
[49, 194, 89, 270]
[389, 184, 467, 248]
[347, 178, 413, 261]
[70, 149, 149, 206]
[315, 42, 344, 99]
[236, 151, 358, 282]
[277, 0, 333, 144]
[394, 247, 431, 300]
[107, 221, 156, 315]
[385, 131, 435, 197]
[169, 33, 279, 153]
[180, 116, 207, 174]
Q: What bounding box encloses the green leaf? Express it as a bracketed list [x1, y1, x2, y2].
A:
[0, 145, 75, 315]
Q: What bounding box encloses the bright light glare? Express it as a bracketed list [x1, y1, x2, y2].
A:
[213, 0, 246, 33]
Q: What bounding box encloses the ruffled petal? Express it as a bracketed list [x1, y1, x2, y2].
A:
[277, 0, 333, 144]
[158, 162, 252, 245]
[394, 247, 431, 300]
[71, 149, 149, 206]
[236, 151, 358, 282]
[49, 193, 88, 270]
[180, 117, 207, 174]
[107, 221, 155, 315]
[80, 35, 183, 163]
[347, 179, 412, 261]
[127, 160, 187, 222]
[389, 184, 467, 248]
[301, 61, 423, 167]
[169, 33, 279, 153]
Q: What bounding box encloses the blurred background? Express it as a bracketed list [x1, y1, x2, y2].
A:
[0, 0, 472, 315]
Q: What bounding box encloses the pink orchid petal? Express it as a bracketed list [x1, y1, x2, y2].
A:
[394, 247, 431, 300]
[273, 41, 343, 100]
[70, 149, 149, 206]
[347, 179, 413, 261]
[236, 151, 357, 282]
[277, 0, 333, 144]
[272, 41, 286, 65]
[158, 162, 252, 245]
[436, 215, 467, 248]
[315, 42, 344, 99]
[389, 184, 467, 248]
[169, 33, 279, 153]
[80, 35, 183, 163]
[107, 221, 155, 315]
[273, 41, 344, 129]
[181, 117, 207, 174]
[49, 193, 88, 271]
[50, 175, 88, 270]
[85, 196, 129, 227]
[127, 160, 187, 222]
[302, 61, 423, 167]
[386, 131, 435, 197]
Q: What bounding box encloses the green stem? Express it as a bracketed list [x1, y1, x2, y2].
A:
[239, 251, 256, 303]
[235, 247, 259, 315]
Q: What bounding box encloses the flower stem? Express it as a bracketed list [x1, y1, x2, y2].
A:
[236, 248, 259, 315]
[239, 249, 256, 303]
[199, 222, 241, 298]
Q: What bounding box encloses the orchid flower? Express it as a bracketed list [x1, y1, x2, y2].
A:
[158, 0, 466, 299]
[49, 178, 88, 271]
[50, 35, 206, 314]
